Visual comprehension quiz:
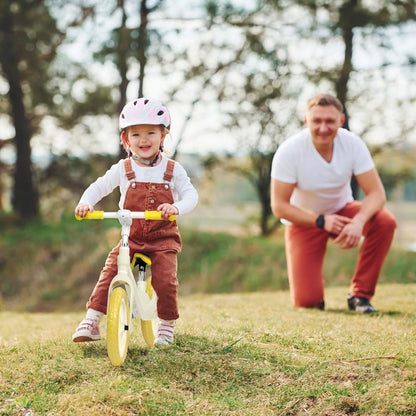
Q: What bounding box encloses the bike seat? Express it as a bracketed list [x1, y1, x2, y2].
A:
[131, 252, 151, 268]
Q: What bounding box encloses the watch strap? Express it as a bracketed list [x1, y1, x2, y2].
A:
[316, 214, 325, 229]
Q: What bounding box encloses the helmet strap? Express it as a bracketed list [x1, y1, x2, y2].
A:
[130, 150, 161, 167]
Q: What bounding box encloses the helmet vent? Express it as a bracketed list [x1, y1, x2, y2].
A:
[157, 110, 164, 116]
[133, 100, 138, 105]
[144, 99, 149, 104]
[121, 114, 125, 119]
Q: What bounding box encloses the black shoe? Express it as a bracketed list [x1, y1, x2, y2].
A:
[347, 294, 377, 314]
[318, 300, 325, 310]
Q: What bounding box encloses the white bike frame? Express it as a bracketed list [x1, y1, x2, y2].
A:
[75, 208, 177, 323]
[107, 209, 157, 322]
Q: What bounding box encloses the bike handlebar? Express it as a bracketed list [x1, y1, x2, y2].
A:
[75, 211, 105, 220]
[75, 210, 177, 222]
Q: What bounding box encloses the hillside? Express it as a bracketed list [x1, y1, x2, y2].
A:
[1, 212, 416, 312]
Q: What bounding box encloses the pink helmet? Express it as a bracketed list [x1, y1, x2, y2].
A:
[119, 98, 171, 131]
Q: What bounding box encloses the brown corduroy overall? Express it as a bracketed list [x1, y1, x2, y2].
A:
[86, 158, 182, 321]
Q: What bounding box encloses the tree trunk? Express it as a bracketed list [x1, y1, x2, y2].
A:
[336, 0, 355, 130]
[337, 0, 358, 198]
[138, 0, 149, 98]
[0, 9, 38, 218]
[117, 0, 129, 159]
[251, 153, 277, 236]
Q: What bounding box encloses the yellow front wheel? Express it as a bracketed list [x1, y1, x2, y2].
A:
[107, 286, 130, 366]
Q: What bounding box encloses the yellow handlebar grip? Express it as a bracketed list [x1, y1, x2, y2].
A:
[144, 211, 162, 220]
[75, 211, 104, 220]
[144, 211, 177, 221]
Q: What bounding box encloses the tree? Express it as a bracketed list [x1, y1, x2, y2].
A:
[0, 1, 41, 218]
[168, 1, 300, 235]
[296, 0, 416, 121]
[171, 0, 415, 235]
[294, 0, 416, 196]
[0, 0, 114, 218]
[93, 0, 167, 158]
[0, 139, 13, 211]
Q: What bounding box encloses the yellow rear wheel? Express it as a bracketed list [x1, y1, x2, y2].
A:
[107, 286, 130, 366]
[141, 320, 155, 347]
[141, 276, 156, 347]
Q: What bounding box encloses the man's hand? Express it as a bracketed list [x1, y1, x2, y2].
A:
[324, 214, 351, 235]
[333, 218, 364, 249]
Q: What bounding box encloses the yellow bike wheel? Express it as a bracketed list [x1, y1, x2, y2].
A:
[107, 286, 130, 366]
[141, 276, 157, 347]
[141, 320, 155, 347]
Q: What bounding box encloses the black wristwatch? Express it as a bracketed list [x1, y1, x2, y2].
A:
[315, 214, 325, 229]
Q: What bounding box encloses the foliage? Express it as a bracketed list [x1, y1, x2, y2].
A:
[0, 0, 116, 218]
[0, 0, 116, 130]
[1, 284, 416, 415]
[1, 0, 415, 230]
[37, 153, 120, 219]
[192, 0, 416, 233]
[202, 154, 282, 235]
[170, 2, 304, 235]
[292, 0, 416, 141]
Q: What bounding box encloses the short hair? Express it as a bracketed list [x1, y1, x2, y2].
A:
[307, 94, 343, 113]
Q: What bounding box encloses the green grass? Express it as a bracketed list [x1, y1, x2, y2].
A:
[1, 212, 416, 413]
[1, 284, 416, 415]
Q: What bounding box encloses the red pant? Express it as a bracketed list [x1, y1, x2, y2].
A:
[87, 241, 179, 320]
[284, 201, 397, 308]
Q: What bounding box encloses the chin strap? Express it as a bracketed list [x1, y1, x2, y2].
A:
[130, 149, 162, 166]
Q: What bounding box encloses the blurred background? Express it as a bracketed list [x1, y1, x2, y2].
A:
[1, 0, 416, 312]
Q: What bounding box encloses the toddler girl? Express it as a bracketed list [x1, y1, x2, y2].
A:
[72, 98, 198, 345]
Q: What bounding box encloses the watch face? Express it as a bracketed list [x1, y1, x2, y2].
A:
[316, 215, 325, 228]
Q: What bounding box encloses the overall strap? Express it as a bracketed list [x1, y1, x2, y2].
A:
[124, 158, 136, 181]
[163, 159, 175, 182]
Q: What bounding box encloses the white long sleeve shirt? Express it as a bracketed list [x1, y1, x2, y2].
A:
[79, 155, 198, 214]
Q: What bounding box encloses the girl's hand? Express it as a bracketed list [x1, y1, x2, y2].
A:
[75, 203, 94, 218]
[157, 203, 179, 219]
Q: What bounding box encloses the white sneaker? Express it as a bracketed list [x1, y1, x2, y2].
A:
[72, 318, 101, 342]
[154, 320, 175, 346]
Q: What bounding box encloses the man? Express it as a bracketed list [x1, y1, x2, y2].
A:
[270, 93, 396, 313]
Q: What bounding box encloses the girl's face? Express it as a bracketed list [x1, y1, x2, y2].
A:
[125, 124, 166, 163]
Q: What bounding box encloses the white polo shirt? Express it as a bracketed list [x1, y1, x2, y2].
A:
[271, 128, 374, 216]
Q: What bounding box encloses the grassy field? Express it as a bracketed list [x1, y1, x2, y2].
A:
[1, 207, 416, 415]
[1, 283, 416, 415]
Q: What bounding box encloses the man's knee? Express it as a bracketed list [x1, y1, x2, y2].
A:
[291, 291, 324, 309]
[375, 209, 397, 233]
